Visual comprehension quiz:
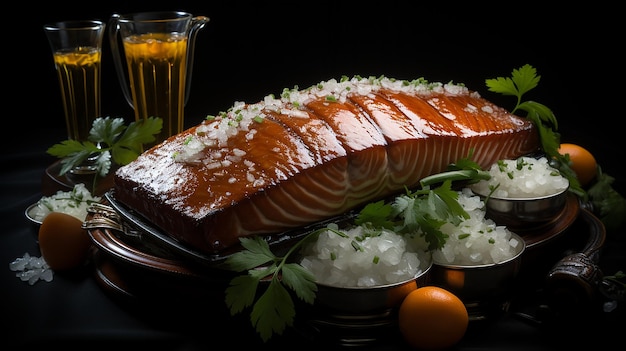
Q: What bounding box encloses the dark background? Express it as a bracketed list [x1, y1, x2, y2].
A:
[9, 1, 623, 192]
[2, 1, 625, 349]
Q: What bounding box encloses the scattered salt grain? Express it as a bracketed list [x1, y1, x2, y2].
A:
[604, 300, 618, 312]
[9, 253, 54, 285]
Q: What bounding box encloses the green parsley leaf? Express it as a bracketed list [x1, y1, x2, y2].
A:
[431, 181, 469, 222]
[448, 149, 484, 171]
[603, 270, 626, 289]
[224, 274, 260, 314]
[280, 263, 317, 304]
[90, 117, 127, 145]
[48, 140, 102, 175]
[110, 117, 162, 165]
[354, 200, 394, 229]
[250, 278, 295, 342]
[46, 116, 162, 192]
[588, 168, 626, 230]
[414, 212, 448, 251]
[225, 236, 276, 271]
[486, 64, 540, 99]
[517, 100, 558, 130]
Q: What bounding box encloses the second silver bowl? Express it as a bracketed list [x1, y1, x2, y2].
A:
[471, 186, 569, 229]
[430, 232, 526, 319]
[312, 259, 432, 316]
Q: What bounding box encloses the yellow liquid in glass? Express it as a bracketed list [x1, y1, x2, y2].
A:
[53, 47, 101, 141]
[123, 33, 188, 145]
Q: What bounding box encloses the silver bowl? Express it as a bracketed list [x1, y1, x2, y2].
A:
[470, 186, 569, 229]
[312, 259, 432, 316]
[429, 232, 525, 319]
[25, 203, 44, 225]
[296, 260, 432, 346]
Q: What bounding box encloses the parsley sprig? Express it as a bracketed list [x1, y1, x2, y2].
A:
[486, 64, 626, 230]
[47, 117, 162, 189]
[484, 64, 585, 195]
[588, 167, 626, 230]
[358, 180, 468, 251]
[224, 233, 320, 342]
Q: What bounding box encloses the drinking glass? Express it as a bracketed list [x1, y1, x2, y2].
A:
[109, 11, 209, 147]
[44, 20, 105, 145]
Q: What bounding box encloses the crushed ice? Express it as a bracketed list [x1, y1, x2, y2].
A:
[9, 253, 54, 285]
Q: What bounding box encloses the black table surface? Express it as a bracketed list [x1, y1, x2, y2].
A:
[2, 127, 625, 351]
[4, 2, 625, 349]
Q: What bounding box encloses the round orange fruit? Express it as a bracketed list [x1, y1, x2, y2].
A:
[38, 212, 92, 271]
[558, 143, 598, 186]
[398, 286, 469, 350]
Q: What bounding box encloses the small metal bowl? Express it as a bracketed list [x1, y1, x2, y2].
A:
[296, 259, 432, 345]
[312, 259, 432, 316]
[25, 203, 45, 225]
[430, 232, 526, 319]
[470, 185, 569, 229]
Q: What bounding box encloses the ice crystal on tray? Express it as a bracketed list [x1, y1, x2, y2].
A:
[9, 253, 54, 285]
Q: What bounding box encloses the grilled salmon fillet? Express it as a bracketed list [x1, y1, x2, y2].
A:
[113, 76, 540, 255]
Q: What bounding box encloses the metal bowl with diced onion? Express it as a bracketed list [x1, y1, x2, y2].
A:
[297, 225, 434, 316]
[295, 258, 432, 346]
[430, 232, 526, 319]
[311, 260, 432, 316]
[470, 185, 570, 229]
[468, 156, 571, 229]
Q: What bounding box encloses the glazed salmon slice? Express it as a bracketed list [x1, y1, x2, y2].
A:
[348, 92, 430, 189]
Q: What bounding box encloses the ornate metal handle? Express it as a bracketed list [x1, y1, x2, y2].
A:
[545, 205, 606, 309]
[82, 203, 141, 238]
